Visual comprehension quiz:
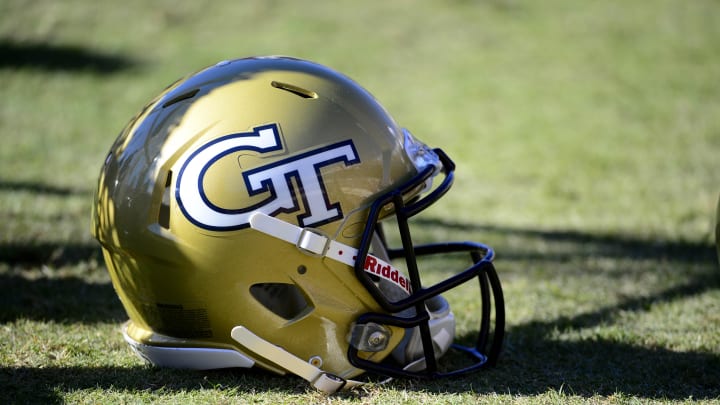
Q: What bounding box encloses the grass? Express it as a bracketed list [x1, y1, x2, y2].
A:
[1, 0, 719, 403]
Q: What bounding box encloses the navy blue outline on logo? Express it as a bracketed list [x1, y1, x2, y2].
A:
[242, 139, 360, 228]
[175, 124, 284, 231]
[175, 123, 361, 231]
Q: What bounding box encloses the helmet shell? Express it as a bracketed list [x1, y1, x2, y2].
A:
[92, 57, 419, 378]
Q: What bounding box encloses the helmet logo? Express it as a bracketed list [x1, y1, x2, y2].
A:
[176, 124, 361, 231]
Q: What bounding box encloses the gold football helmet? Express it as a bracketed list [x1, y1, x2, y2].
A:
[92, 56, 504, 392]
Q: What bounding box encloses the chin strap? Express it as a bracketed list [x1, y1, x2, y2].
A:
[249, 212, 412, 295]
[231, 326, 365, 393]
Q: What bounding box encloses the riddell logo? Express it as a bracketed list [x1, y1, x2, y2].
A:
[363, 255, 412, 295]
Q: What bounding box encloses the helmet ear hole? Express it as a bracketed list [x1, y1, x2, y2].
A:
[249, 283, 311, 320]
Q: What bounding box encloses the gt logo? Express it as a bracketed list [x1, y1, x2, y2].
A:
[176, 124, 360, 231]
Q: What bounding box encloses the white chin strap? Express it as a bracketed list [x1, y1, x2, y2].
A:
[249, 212, 412, 296]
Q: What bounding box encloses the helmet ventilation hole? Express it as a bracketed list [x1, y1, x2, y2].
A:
[271, 81, 317, 99]
[250, 283, 311, 320]
[162, 89, 200, 108]
[158, 171, 172, 229]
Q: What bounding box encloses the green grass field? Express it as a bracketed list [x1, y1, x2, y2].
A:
[2, 0, 719, 403]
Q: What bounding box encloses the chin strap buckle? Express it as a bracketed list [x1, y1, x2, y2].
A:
[311, 372, 347, 393]
[296, 227, 332, 256]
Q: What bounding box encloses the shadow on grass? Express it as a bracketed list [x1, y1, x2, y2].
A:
[0, 366, 307, 404]
[0, 38, 136, 73]
[404, 218, 720, 398]
[2, 220, 719, 400]
[414, 217, 718, 265]
[0, 272, 125, 324]
[441, 273, 720, 399]
[0, 179, 89, 196]
[0, 242, 102, 268]
[0, 240, 122, 323]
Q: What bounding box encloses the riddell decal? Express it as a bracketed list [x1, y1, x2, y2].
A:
[364, 255, 412, 295]
[176, 124, 360, 231]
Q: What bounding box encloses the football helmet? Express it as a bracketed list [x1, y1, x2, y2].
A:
[92, 56, 504, 393]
